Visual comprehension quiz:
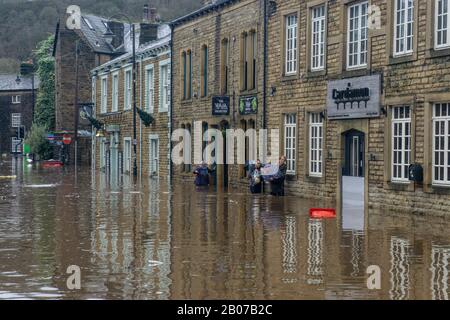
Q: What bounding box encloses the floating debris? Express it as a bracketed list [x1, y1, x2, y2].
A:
[23, 184, 57, 188]
[0, 176, 17, 180]
[148, 260, 163, 267]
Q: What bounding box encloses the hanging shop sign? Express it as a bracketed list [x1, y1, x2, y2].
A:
[78, 102, 94, 128]
[327, 74, 381, 120]
[212, 96, 230, 116]
[239, 96, 258, 115]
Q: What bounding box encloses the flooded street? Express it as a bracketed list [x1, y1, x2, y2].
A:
[0, 157, 449, 300]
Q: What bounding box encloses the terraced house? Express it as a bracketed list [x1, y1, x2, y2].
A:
[91, 10, 172, 182]
[267, 0, 450, 215]
[171, 0, 267, 189]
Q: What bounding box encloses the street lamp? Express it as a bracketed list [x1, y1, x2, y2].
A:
[105, 13, 138, 178]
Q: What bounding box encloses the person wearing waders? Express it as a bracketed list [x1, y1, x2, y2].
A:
[193, 161, 210, 186]
[269, 156, 287, 196]
[248, 159, 263, 194]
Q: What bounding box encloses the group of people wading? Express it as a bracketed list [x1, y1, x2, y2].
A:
[193, 156, 288, 197]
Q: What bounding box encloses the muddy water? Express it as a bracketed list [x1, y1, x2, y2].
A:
[0, 157, 449, 300]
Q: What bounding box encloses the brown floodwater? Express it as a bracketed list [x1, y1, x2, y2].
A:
[0, 157, 449, 300]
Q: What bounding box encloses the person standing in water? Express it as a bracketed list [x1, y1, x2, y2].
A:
[270, 156, 287, 196]
[193, 161, 211, 186]
[248, 159, 263, 194]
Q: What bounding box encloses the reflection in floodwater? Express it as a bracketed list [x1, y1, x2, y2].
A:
[389, 237, 411, 300]
[0, 158, 450, 299]
[281, 216, 297, 281]
[307, 219, 323, 285]
[431, 245, 450, 300]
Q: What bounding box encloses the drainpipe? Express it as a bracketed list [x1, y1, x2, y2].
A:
[262, 0, 268, 192]
[139, 54, 143, 183]
[169, 26, 174, 186]
[263, 0, 268, 131]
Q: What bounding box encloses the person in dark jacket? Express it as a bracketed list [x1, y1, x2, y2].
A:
[248, 159, 263, 194]
[193, 161, 210, 186]
[270, 156, 287, 196]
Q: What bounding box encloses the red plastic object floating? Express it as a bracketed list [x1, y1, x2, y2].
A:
[309, 208, 336, 219]
[42, 160, 63, 168]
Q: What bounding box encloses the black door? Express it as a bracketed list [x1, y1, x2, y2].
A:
[343, 130, 364, 177]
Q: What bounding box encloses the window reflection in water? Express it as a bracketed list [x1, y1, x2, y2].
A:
[389, 236, 410, 300]
[281, 215, 297, 282]
[350, 231, 364, 277]
[430, 245, 450, 300]
[307, 219, 323, 285]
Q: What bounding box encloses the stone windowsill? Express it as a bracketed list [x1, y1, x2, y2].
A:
[388, 54, 417, 66]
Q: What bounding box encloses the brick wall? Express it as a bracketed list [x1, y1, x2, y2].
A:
[171, 0, 265, 189]
[0, 91, 34, 155]
[93, 49, 171, 182]
[267, 0, 450, 215]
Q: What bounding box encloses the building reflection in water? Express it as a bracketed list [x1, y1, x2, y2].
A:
[350, 231, 364, 277]
[389, 236, 411, 300]
[307, 219, 323, 285]
[430, 245, 450, 300]
[281, 215, 297, 282]
[3, 159, 450, 299]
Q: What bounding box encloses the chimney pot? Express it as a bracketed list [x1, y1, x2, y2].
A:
[143, 4, 149, 22]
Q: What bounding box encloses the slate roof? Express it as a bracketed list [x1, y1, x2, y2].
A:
[80, 14, 131, 55]
[171, 0, 237, 27]
[92, 24, 171, 74]
[0, 74, 40, 92]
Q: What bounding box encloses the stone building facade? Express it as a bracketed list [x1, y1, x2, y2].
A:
[53, 12, 131, 164]
[170, 0, 267, 189]
[91, 23, 172, 182]
[0, 75, 39, 156]
[266, 0, 450, 215]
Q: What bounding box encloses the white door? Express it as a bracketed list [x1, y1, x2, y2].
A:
[149, 136, 159, 176]
[342, 131, 365, 231]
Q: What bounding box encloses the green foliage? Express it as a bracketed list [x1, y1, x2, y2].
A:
[33, 35, 55, 130]
[24, 123, 53, 160]
[0, 0, 203, 73]
[137, 108, 155, 127]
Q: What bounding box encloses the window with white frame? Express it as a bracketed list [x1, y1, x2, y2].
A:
[392, 106, 411, 182]
[124, 68, 132, 110]
[112, 72, 119, 112]
[149, 135, 159, 176]
[309, 113, 323, 177]
[347, 1, 368, 69]
[394, 0, 414, 56]
[285, 14, 298, 75]
[100, 138, 106, 169]
[101, 76, 107, 113]
[311, 5, 326, 71]
[11, 95, 21, 104]
[284, 114, 297, 174]
[11, 113, 21, 128]
[435, 0, 450, 49]
[145, 65, 154, 112]
[160, 60, 170, 112]
[123, 138, 132, 174]
[433, 103, 450, 186]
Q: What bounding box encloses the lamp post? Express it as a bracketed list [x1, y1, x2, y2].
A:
[104, 14, 138, 178]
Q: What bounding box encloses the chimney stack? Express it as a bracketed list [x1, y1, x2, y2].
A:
[143, 4, 149, 22]
[107, 21, 125, 50]
[139, 5, 159, 45]
[149, 7, 157, 24]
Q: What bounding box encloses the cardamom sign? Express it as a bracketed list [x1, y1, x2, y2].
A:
[239, 96, 258, 115]
[327, 74, 381, 120]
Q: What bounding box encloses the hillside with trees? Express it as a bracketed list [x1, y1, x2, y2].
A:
[0, 0, 202, 73]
